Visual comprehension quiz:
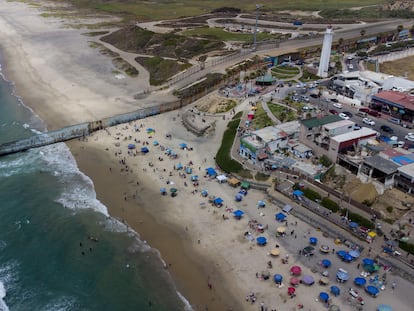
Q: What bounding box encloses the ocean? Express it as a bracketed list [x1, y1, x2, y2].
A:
[0, 53, 188, 310]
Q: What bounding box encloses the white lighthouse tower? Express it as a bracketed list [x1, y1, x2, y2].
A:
[317, 26, 334, 78]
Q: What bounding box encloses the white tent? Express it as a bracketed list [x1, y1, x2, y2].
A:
[216, 174, 228, 183]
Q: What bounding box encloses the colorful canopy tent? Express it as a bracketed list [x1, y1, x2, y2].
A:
[213, 197, 224, 206]
[240, 181, 250, 189]
[270, 248, 280, 256]
[330, 286, 340, 297]
[235, 194, 243, 202]
[349, 222, 359, 229]
[293, 190, 304, 196]
[256, 236, 267, 246]
[377, 305, 392, 311]
[354, 277, 367, 286]
[336, 269, 349, 282]
[349, 250, 360, 258]
[290, 266, 302, 276]
[365, 285, 379, 297]
[273, 274, 283, 284]
[227, 177, 240, 187]
[206, 167, 217, 177]
[275, 213, 287, 222]
[309, 237, 318, 245]
[302, 275, 314, 285]
[283, 204, 293, 213]
[321, 259, 331, 268]
[368, 231, 377, 238]
[141, 146, 149, 153]
[216, 174, 227, 183]
[319, 292, 329, 302]
[233, 210, 244, 219]
[128, 143, 136, 149]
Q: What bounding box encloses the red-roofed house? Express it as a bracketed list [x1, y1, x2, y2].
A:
[371, 90, 414, 124]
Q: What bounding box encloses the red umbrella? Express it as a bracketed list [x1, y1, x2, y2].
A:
[290, 266, 302, 276]
[290, 277, 299, 285]
[288, 287, 296, 295]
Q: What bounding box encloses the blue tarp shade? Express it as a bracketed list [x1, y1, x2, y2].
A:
[206, 167, 217, 176]
[273, 274, 283, 283]
[293, 190, 304, 196]
[322, 259, 331, 268]
[330, 286, 340, 296]
[354, 277, 366, 286]
[319, 292, 329, 302]
[377, 305, 392, 311]
[235, 194, 243, 201]
[179, 143, 187, 149]
[362, 258, 374, 266]
[256, 237, 267, 245]
[309, 237, 318, 245]
[349, 222, 359, 228]
[165, 148, 172, 155]
[141, 147, 149, 153]
[153, 140, 159, 146]
[343, 253, 353, 262]
[336, 270, 349, 281]
[233, 210, 244, 218]
[366, 285, 379, 296]
[336, 250, 347, 258]
[275, 213, 286, 221]
[391, 155, 414, 165]
[175, 163, 183, 170]
[349, 250, 360, 258]
[128, 143, 136, 149]
[213, 197, 223, 205]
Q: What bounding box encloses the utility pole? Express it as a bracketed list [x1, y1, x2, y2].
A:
[253, 4, 260, 51]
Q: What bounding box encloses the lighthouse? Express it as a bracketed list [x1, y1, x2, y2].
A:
[317, 26, 334, 78]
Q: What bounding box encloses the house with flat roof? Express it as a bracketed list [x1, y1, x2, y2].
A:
[395, 163, 414, 194]
[371, 90, 414, 125]
[358, 154, 399, 191]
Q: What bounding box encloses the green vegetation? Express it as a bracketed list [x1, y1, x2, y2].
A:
[215, 100, 237, 113]
[321, 197, 340, 213]
[320, 7, 414, 20]
[267, 103, 297, 122]
[136, 56, 191, 85]
[386, 206, 394, 213]
[303, 188, 322, 202]
[255, 172, 270, 181]
[250, 103, 274, 129]
[271, 65, 300, 79]
[300, 69, 320, 82]
[399, 240, 414, 255]
[182, 27, 278, 42]
[342, 210, 375, 229]
[319, 155, 332, 167]
[216, 113, 244, 174]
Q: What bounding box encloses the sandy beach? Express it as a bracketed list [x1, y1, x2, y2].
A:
[1, 1, 413, 311]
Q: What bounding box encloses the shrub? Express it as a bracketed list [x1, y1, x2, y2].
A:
[255, 172, 270, 181]
[343, 210, 375, 229]
[303, 188, 322, 202]
[319, 155, 332, 167]
[386, 206, 393, 213]
[321, 197, 340, 213]
[399, 241, 414, 255]
[362, 199, 374, 207]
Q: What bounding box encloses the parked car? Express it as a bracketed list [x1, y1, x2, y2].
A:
[300, 95, 310, 102]
[333, 102, 343, 109]
[329, 109, 339, 115]
[349, 288, 365, 305]
[330, 98, 339, 103]
[359, 107, 370, 113]
[354, 124, 361, 130]
[362, 118, 375, 126]
[405, 133, 414, 142]
[368, 110, 381, 117]
[380, 125, 394, 133]
[310, 93, 318, 98]
[343, 111, 353, 117]
[339, 112, 350, 120]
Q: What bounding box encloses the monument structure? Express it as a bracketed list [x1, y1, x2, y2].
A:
[317, 26, 334, 78]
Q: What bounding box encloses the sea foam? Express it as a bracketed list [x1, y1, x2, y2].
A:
[0, 281, 9, 311]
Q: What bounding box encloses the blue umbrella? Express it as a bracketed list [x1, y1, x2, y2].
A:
[258, 200, 266, 207]
[160, 187, 167, 194]
[146, 128, 155, 133]
[186, 167, 193, 174]
[349, 222, 359, 229]
[319, 292, 329, 302]
[179, 143, 187, 149]
[191, 175, 198, 181]
[273, 274, 283, 284]
[354, 277, 366, 286]
[309, 237, 318, 245]
[366, 285, 379, 297]
[302, 275, 314, 285]
[349, 250, 360, 258]
[201, 189, 208, 197]
[128, 143, 136, 149]
[336, 250, 347, 258]
[235, 194, 243, 201]
[377, 305, 392, 311]
[233, 210, 244, 218]
[152, 140, 159, 146]
[330, 286, 340, 296]
[256, 237, 267, 245]
[322, 259, 331, 268]
[343, 253, 353, 262]
[141, 146, 149, 153]
[362, 258, 374, 266]
[275, 212, 286, 221]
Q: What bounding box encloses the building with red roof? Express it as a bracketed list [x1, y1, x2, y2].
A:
[371, 90, 414, 124]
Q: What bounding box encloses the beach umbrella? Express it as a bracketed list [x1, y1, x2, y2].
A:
[330, 286, 340, 296]
[186, 167, 193, 174]
[354, 277, 367, 286]
[302, 275, 314, 285]
[270, 248, 280, 256]
[329, 305, 340, 311]
[201, 189, 208, 197]
[343, 253, 353, 262]
[319, 276, 329, 285]
[288, 287, 296, 295]
[273, 274, 283, 284]
[233, 210, 244, 218]
[175, 163, 183, 170]
[349, 250, 360, 258]
[336, 250, 347, 258]
[179, 143, 187, 149]
[290, 277, 299, 285]
[377, 304, 392, 311]
[319, 292, 329, 302]
[235, 194, 243, 202]
[191, 175, 198, 181]
[170, 188, 178, 193]
[261, 270, 271, 279]
[321, 259, 331, 268]
[365, 285, 379, 297]
[309, 237, 318, 245]
[152, 140, 159, 146]
[256, 236, 267, 246]
[160, 187, 167, 195]
[141, 146, 149, 153]
[336, 270, 349, 282]
[362, 258, 375, 266]
[303, 246, 315, 255]
[146, 128, 155, 133]
[213, 197, 224, 206]
[320, 245, 330, 253]
[257, 200, 266, 207]
[127, 143, 136, 149]
[290, 266, 302, 276]
[277, 226, 286, 234]
[349, 222, 359, 229]
[275, 212, 286, 222]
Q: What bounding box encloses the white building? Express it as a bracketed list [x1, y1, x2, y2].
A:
[317, 26, 334, 78]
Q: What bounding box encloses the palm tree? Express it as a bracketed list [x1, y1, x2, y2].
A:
[337, 37, 344, 53]
[360, 29, 366, 37]
[397, 25, 404, 34]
